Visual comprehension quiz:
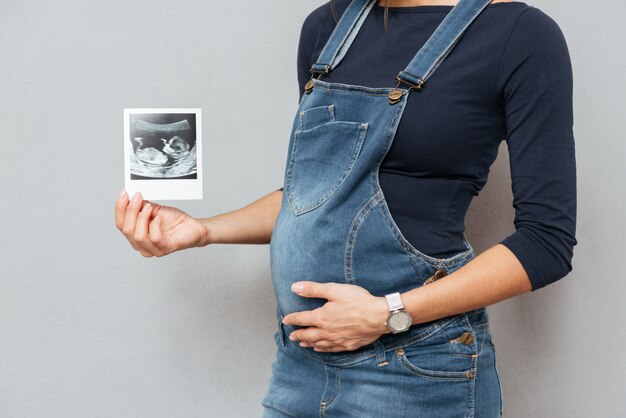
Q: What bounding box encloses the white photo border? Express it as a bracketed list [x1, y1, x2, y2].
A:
[123, 108, 203, 201]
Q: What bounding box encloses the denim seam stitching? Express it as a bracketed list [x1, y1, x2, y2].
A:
[377, 192, 472, 268]
[475, 322, 489, 333]
[467, 355, 477, 418]
[364, 90, 475, 267]
[396, 352, 475, 381]
[325, 367, 341, 410]
[320, 364, 330, 417]
[331, 1, 376, 71]
[313, 1, 352, 69]
[441, 314, 479, 355]
[313, 78, 409, 96]
[314, 0, 372, 70]
[365, 91, 447, 270]
[283, 128, 299, 214]
[344, 191, 384, 284]
[285, 121, 368, 215]
[298, 104, 335, 130]
[287, 313, 459, 366]
[491, 340, 504, 416]
[382, 314, 462, 353]
[296, 123, 368, 212]
[403, 1, 490, 85]
[423, 7, 481, 83]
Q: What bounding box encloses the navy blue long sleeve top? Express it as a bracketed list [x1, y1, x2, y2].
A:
[277, 0, 577, 291]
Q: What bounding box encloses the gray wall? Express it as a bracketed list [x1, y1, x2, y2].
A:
[0, 1, 623, 416]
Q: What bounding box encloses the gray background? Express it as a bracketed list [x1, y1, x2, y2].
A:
[1, 0, 623, 417]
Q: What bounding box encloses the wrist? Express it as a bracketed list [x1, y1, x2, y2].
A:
[197, 217, 219, 246]
[372, 296, 392, 335]
[382, 291, 415, 334]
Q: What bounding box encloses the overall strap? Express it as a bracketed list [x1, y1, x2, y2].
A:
[396, 0, 493, 89]
[308, 0, 493, 93]
[310, 0, 378, 75]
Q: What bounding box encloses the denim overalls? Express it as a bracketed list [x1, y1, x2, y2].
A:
[263, 0, 503, 416]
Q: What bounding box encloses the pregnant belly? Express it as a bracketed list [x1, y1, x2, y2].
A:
[269, 201, 436, 318]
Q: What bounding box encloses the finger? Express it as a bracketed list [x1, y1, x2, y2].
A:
[310, 340, 334, 350]
[121, 191, 143, 248]
[134, 203, 162, 256]
[114, 189, 129, 230]
[314, 344, 345, 353]
[289, 327, 326, 343]
[282, 308, 323, 327]
[148, 215, 167, 253]
[292, 281, 337, 301]
[143, 200, 161, 219]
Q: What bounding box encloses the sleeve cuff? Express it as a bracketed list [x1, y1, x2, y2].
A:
[498, 228, 573, 291]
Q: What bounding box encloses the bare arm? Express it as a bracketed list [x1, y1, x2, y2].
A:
[399, 244, 532, 327]
[281, 243, 533, 351]
[115, 189, 283, 257]
[196, 190, 283, 246]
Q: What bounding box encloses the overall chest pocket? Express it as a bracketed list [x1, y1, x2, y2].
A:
[284, 104, 368, 216]
[297, 104, 335, 130]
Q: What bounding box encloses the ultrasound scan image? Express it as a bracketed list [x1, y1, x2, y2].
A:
[129, 113, 197, 179]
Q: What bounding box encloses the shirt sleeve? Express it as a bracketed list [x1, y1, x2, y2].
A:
[495, 7, 578, 291]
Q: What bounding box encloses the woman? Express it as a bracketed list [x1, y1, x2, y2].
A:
[114, 0, 577, 416]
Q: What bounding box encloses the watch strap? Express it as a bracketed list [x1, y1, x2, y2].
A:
[385, 292, 404, 311]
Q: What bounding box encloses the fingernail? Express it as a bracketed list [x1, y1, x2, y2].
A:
[132, 191, 141, 202]
[291, 283, 303, 294]
[144, 203, 151, 212]
[118, 189, 126, 200]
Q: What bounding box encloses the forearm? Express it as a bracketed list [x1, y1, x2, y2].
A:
[196, 190, 283, 245]
[402, 244, 533, 325]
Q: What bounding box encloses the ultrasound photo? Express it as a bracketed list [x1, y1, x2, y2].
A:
[129, 113, 197, 179]
[124, 108, 203, 200]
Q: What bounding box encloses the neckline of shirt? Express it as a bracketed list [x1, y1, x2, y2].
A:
[373, 1, 524, 13]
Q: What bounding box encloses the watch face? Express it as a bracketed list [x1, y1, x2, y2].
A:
[388, 311, 412, 331]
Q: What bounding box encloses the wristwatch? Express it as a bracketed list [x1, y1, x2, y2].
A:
[384, 292, 412, 334]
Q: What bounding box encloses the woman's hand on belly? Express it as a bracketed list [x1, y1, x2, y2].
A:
[281, 282, 391, 353]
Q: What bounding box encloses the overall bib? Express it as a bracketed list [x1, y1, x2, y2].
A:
[263, 1, 503, 416]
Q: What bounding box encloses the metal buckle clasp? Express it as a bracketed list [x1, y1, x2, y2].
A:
[394, 75, 424, 91]
[388, 75, 424, 105]
[305, 66, 329, 94]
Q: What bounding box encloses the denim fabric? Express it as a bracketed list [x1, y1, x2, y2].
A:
[262, 304, 502, 417]
[264, 0, 502, 416]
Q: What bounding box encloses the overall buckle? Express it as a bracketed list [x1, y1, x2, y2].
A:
[305, 66, 330, 94]
[389, 75, 424, 105]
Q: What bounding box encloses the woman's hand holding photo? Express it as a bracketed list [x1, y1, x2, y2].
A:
[114, 189, 211, 257]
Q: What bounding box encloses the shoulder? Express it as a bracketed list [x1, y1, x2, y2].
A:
[496, 3, 572, 86]
[504, 4, 570, 52]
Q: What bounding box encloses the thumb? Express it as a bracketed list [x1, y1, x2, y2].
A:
[291, 281, 336, 300]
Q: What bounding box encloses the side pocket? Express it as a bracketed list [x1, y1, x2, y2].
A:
[490, 339, 504, 416]
[395, 313, 478, 381]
